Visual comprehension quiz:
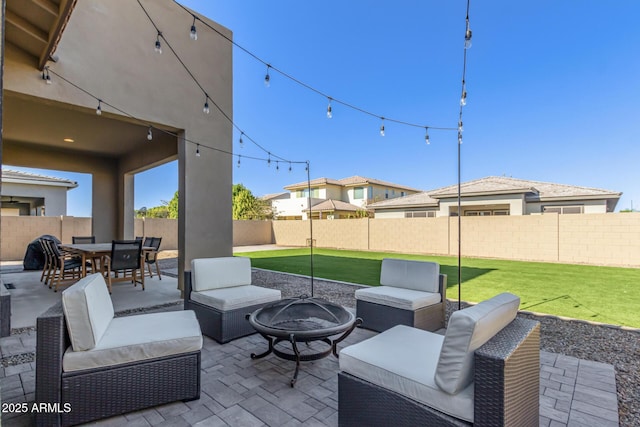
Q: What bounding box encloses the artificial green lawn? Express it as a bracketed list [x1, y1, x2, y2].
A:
[239, 248, 640, 328]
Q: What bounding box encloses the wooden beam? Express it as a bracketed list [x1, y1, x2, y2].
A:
[32, 0, 59, 17]
[38, 0, 76, 70]
[4, 9, 48, 44]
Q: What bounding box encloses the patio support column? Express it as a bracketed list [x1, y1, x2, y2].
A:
[122, 172, 135, 239]
[92, 164, 119, 243]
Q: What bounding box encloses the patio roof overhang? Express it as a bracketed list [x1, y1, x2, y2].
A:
[4, 0, 76, 70]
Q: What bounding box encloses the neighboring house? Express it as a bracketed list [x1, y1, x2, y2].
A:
[1, 169, 78, 216]
[370, 176, 622, 218]
[272, 176, 421, 220]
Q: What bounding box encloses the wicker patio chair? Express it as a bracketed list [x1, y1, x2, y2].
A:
[102, 240, 144, 293]
[356, 258, 447, 332]
[184, 257, 281, 343]
[35, 274, 202, 426]
[339, 293, 540, 427]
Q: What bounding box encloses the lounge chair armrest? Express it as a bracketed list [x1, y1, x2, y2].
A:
[36, 302, 70, 425]
[473, 317, 540, 427]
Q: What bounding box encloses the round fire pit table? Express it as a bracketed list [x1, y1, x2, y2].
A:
[247, 296, 361, 387]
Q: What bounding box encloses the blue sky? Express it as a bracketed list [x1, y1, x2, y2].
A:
[8, 0, 640, 215]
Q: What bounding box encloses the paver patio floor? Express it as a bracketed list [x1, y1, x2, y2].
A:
[0, 316, 619, 427]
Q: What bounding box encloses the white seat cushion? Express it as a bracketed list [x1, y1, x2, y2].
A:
[62, 273, 114, 351]
[380, 258, 440, 293]
[191, 257, 252, 291]
[355, 286, 441, 310]
[435, 292, 520, 395]
[340, 325, 474, 422]
[63, 310, 203, 372]
[191, 285, 281, 311]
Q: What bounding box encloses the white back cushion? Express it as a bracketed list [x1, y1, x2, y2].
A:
[191, 257, 252, 291]
[434, 292, 520, 395]
[62, 273, 114, 351]
[380, 258, 440, 293]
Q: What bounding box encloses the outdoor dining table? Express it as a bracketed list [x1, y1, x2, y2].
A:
[60, 243, 154, 278]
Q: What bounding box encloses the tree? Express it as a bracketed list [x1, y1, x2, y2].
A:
[232, 184, 273, 220]
[167, 191, 178, 219]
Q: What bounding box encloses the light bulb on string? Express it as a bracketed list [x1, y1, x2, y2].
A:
[237, 155, 241, 168]
[190, 16, 198, 40]
[276, 161, 280, 172]
[96, 100, 102, 115]
[267, 153, 271, 167]
[42, 67, 51, 84]
[239, 132, 244, 148]
[203, 94, 210, 114]
[147, 127, 153, 141]
[264, 65, 271, 87]
[464, 24, 472, 49]
[379, 118, 385, 137]
[458, 132, 463, 145]
[460, 83, 467, 106]
[425, 128, 430, 145]
[196, 144, 201, 157]
[155, 32, 163, 54]
[327, 98, 333, 119]
[288, 162, 292, 173]
[458, 120, 464, 133]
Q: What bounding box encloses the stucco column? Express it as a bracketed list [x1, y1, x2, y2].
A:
[91, 165, 119, 242]
[122, 172, 135, 239]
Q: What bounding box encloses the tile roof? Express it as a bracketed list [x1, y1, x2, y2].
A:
[284, 175, 421, 192]
[304, 199, 361, 212]
[428, 176, 621, 200]
[369, 176, 621, 210]
[1, 169, 78, 188]
[260, 192, 289, 201]
[368, 191, 439, 208]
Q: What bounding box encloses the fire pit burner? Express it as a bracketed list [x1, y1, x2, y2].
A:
[247, 296, 361, 386]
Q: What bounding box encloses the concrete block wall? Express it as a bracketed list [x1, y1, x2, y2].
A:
[0, 216, 91, 260]
[370, 217, 450, 255]
[233, 220, 273, 247]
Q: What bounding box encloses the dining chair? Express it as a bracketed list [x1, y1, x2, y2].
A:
[38, 238, 55, 286]
[47, 239, 84, 292]
[72, 236, 96, 244]
[102, 240, 144, 293]
[144, 237, 163, 280]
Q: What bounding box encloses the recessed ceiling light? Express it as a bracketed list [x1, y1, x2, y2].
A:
[63, 138, 74, 143]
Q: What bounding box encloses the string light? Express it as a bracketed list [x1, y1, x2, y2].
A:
[458, 120, 463, 133]
[276, 161, 280, 172]
[41, 67, 51, 84]
[464, 17, 472, 49]
[96, 99, 102, 115]
[264, 64, 271, 87]
[45, 66, 307, 172]
[289, 162, 292, 173]
[203, 94, 210, 114]
[239, 132, 244, 148]
[460, 81, 467, 106]
[425, 127, 430, 145]
[326, 98, 332, 119]
[379, 118, 385, 137]
[267, 153, 271, 167]
[189, 16, 198, 40]
[237, 155, 241, 168]
[196, 143, 201, 156]
[155, 32, 163, 54]
[458, 132, 463, 144]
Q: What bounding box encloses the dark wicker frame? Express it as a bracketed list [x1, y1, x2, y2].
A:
[184, 270, 272, 344]
[35, 302, 201, 427]
[338, 317, 540, 427]
[356, 273, 447, 332]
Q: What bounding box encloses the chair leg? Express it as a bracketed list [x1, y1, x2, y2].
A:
[154, 262, 162, 280]
[147, 262, 153, 278]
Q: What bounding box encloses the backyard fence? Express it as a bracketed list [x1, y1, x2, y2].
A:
[2, 214, 639, 267]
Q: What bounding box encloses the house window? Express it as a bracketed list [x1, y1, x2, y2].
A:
[543, 205, 583, 214]
[401, 191, 405, 197]
[297, 188, 320, 198]
[353, 187, 364, 199]
[385, 189, 389, 199]
[404, 211, 435, 218]
[367, 186, 373, 199]
[465, 210, 510, 216]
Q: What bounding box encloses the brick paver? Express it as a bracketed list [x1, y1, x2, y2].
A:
[0, 322, 619, 426]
